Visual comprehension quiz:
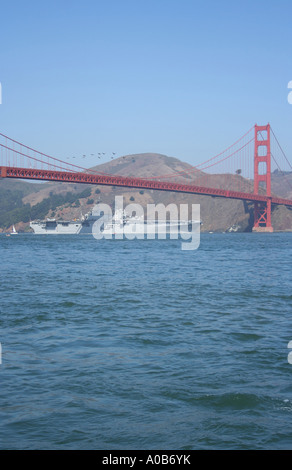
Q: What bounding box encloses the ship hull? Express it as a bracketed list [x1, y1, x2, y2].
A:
[30, 220, 82, 234]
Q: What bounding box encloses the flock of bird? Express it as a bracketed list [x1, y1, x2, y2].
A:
[66, 152, 117, 162]
[65, 153, 134, 168]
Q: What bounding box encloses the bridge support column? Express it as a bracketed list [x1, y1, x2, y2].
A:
[252, 124, 273, 232]
[252, 200, 273, 232]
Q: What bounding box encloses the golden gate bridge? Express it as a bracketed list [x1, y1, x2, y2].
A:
[0, 124, 292, 232]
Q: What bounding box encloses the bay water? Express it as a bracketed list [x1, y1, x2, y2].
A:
[0, 233, 292, 449]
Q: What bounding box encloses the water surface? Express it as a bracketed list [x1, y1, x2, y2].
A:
[0, 233, 292, 449]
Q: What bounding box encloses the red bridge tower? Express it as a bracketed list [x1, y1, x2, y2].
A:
[253, 124, 273, 232]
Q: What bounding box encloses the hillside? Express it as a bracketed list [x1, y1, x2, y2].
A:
[270, 170, 292, 199]
[0, 153, 292, 232]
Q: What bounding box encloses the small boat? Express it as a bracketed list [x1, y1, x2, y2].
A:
[10, 225, 18, 235]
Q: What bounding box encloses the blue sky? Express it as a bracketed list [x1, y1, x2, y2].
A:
[0, 0, 291, 168]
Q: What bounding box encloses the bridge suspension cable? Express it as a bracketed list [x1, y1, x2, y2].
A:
[0, 125, 291, 201]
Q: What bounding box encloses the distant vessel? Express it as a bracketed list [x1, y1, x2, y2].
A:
[30, 213, 96, 235]
[10, 225, 18, 235]
[30, 210, 200, 236]
[101, 211, 199, 236]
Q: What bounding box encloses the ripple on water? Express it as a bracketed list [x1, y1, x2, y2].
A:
[0, 233, 292, 449]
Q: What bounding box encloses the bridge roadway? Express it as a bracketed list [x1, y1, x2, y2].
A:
[1, 165, 292, 207]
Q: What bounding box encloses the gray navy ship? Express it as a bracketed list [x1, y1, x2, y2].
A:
[30, 212, 98, 234]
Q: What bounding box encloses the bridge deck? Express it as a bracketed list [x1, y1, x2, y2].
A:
[1, 166, 292, 207]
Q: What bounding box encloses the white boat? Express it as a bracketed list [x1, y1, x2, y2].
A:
[100, 210, 200, 237]
[10, 225, 18, 235]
